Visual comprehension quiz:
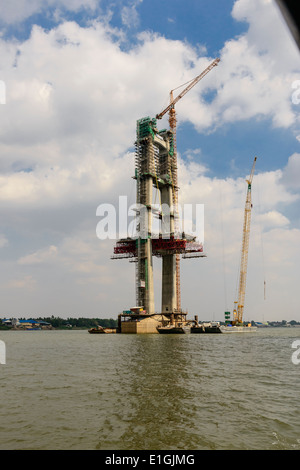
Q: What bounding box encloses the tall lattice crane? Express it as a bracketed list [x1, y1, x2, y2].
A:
[233, 156, 257, 325]
[156, 57, 220, 311]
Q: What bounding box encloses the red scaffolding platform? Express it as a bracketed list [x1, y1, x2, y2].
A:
[112, 236, 204, 259]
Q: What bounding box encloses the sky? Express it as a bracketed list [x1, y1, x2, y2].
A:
[0, 0, 299, 322]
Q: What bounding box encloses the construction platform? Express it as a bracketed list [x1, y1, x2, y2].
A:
[111, 235, 204, 259]
[117, 307, 193, 334]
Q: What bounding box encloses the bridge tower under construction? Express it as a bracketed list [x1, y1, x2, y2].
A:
[112, 116, 205, 333]
[110, 58, 220, 332]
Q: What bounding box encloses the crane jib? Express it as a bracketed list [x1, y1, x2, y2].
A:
[156, 58, 220, 120]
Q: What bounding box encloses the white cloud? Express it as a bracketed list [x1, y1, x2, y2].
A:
[121, 0, 143, 29]
[4, 275, 37, 290]
[0, 0, 97, 24]
[18, 245, 58, 265]
[280, 153, 300, 189]
[0, 20, 213, 210]
[256, 210, 290, 228]
[0, 234, 8, 248]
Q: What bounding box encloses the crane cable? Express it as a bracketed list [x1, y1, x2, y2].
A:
[219, 181, 228, 312]
[256, 173, 266, 301]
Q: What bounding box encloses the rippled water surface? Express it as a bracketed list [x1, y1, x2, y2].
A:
[1, 328, 300, 450]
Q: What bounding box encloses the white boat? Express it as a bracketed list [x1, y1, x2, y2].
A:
[220, 325, 257, 333]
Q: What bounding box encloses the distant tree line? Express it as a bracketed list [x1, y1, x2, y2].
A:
[1, 316, 300, 330]
[36, 317, 300, 328]
[33, 316, 118, 329]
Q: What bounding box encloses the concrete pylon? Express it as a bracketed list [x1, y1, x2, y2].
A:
[136, 122, 155, 315]
[161, 184, 177, 314]
[143, 176, 154, 315]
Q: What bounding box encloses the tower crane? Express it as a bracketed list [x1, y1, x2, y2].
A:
[233, 156, 257, 325]
[156, 57, 220, 311]
[156, 57, 220, 122]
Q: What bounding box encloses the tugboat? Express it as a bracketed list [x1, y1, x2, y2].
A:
[191, 322, 222, 334]
[157, 324, 190, 334]
[88, 325, 117, 334]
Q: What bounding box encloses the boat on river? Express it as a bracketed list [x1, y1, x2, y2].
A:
[191, 321, 257, 334]
[191, 322, 222, 334]
[88, 326, 117, 334]
[219, 324, 257, 333]
[157, 324, 191, 334]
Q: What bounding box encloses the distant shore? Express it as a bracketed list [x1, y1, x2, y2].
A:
[0, 317, 118, 330]
[1, 317, 299, 331]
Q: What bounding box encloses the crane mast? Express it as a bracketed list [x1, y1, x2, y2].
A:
[156, 57, 220, 311]
[233, 156, 257, 325]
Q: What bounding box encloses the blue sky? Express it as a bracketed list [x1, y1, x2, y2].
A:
[111, 0, 248, 51]
[0, 0, 299, 321]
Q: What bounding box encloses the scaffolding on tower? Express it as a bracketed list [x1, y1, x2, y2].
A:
[111, 59, 220, 318]
[112, 116, 206, 315]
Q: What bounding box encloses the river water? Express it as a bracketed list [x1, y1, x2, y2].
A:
[0, 327, 300, 450]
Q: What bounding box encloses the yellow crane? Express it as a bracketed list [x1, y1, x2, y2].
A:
[156, 57, 220, 311]
[233, 156, 257, 325]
